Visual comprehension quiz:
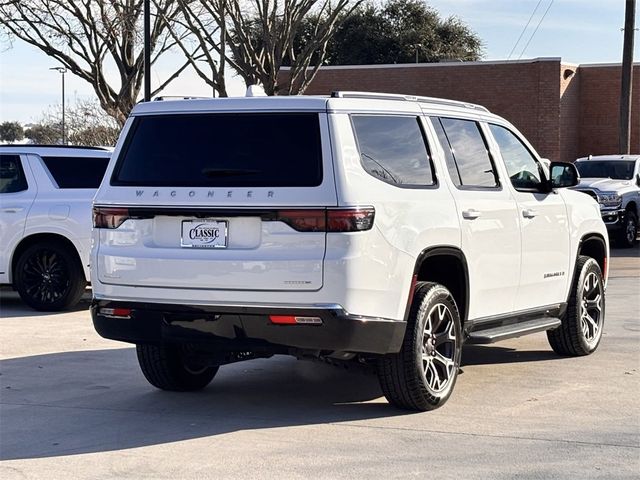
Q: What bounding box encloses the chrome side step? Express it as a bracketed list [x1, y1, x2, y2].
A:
[466, 317, 562, 344]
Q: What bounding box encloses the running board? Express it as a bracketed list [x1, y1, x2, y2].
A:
[466, 317, 562, 344]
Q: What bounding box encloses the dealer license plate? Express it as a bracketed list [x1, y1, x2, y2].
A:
[181, 220, 228, 248]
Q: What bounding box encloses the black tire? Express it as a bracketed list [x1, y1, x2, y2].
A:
[136, 344, 218, 391]
[547, 256, 604, 356]
[377, 282, 462, 411]
[617, 210, 638, 248]
[14, 241, 86, 311]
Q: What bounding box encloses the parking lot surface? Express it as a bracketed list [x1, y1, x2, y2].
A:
[1, 248, 638, 479]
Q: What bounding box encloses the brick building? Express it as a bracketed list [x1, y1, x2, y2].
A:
[285, 58, 639, 162]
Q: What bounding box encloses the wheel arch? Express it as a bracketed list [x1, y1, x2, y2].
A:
[10, 233, 85, 284]
[577, 233, 608, 282]
[409, 246, 470, 325]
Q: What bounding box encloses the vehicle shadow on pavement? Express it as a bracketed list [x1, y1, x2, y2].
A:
[0, 348, 400, 461]
[462, 345, 560, 366]
[0, 291, 92, 318]
[610, 246, 639, 258]
[0, 341, 567, 461]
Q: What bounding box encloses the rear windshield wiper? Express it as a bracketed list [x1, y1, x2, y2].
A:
[201, 167, 261, 177]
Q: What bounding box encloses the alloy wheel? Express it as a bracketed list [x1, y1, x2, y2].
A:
[580, 271, 603, 344]
[626, 216, 637, 244]
[21, 249, 70, 304]
[422, 303, 457, 392]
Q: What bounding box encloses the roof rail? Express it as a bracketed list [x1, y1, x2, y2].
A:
[152, 96, 209, 101]
[330, 91, 489, 112]
[0, 144, 110, 150]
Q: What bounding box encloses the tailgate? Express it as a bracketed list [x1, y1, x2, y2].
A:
[94, 110, 336, 292]
[96, 208, 326, 291]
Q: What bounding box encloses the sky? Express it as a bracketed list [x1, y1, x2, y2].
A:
[0, 0, 637, 124]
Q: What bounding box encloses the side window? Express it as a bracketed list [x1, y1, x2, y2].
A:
[489, 124, 543, 191]
[436, 117, 499, 188]
[42, 156, 110, 189]
[351, 115, 435, 187]
[0, 154, 28, 194]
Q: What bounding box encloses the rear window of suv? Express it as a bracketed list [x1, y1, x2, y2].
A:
[112, 113, 323, 187]
[42, 156, 109, 189]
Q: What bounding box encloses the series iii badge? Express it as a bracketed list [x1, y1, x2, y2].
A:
[544, 271, 565, 279]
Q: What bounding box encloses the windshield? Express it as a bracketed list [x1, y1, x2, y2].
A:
[575, 160, 635, 180]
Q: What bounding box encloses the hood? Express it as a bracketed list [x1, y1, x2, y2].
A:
[576, 177, 635, 193]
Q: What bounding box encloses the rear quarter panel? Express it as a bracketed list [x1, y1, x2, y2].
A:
[19, 154, 97, 281]
[327, 112, 460, 321]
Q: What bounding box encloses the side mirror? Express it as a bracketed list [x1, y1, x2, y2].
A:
[636, 173, 640, 187]
[549, 162, 580, 188]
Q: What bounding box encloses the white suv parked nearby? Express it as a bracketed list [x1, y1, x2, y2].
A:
[91, 93, 608, 410]
[0, 145, 111, 310]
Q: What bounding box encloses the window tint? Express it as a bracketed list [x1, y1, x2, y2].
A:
[351, 115, 435, 186]
[42, 156, 109, 189]
[0, 154, 28, 193]
[113, 113, 322, 187]
[437, 118, 498, 188]
[489, 124, 543, 190]
[432, 118, 461, 186]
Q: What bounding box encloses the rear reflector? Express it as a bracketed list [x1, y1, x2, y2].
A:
[99, 307, 132, 319]
[277, 207, 374, 232]
[93, 207, 130, 229]
[406, 274, 418, 312]
[269, 315, 323, 325]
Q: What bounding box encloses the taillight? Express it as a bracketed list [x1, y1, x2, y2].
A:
[93, 207, 130, 229]
[276, 207, 374, 232]
[326, 208, 375, 232]
[276, 210, 326, 232]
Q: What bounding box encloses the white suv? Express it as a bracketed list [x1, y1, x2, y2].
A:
[0, 145, 110, 310]
[91, 93, 608, 410]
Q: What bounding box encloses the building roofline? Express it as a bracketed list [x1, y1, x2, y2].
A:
[281, 59, 640, 71]
[579, 62, 640, 68]
[280, 57, 564, 71]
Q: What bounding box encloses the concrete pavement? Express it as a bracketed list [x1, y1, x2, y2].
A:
[0, 248, 638, 479]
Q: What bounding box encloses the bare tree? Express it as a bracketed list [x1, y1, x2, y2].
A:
[174, 0, 362, 96]
[27, 99, 121, 146]
[156, 0, 229, 97]
[0, 0, 194, 125]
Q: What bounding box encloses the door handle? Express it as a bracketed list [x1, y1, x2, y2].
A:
[1, 207, 24, 213]
[462, 209, 482, 220]
[522, 208, 538, 218]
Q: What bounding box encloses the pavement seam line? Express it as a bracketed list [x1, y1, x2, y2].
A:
[333, 422, 640, 449]
[2, 400, 639, 450]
